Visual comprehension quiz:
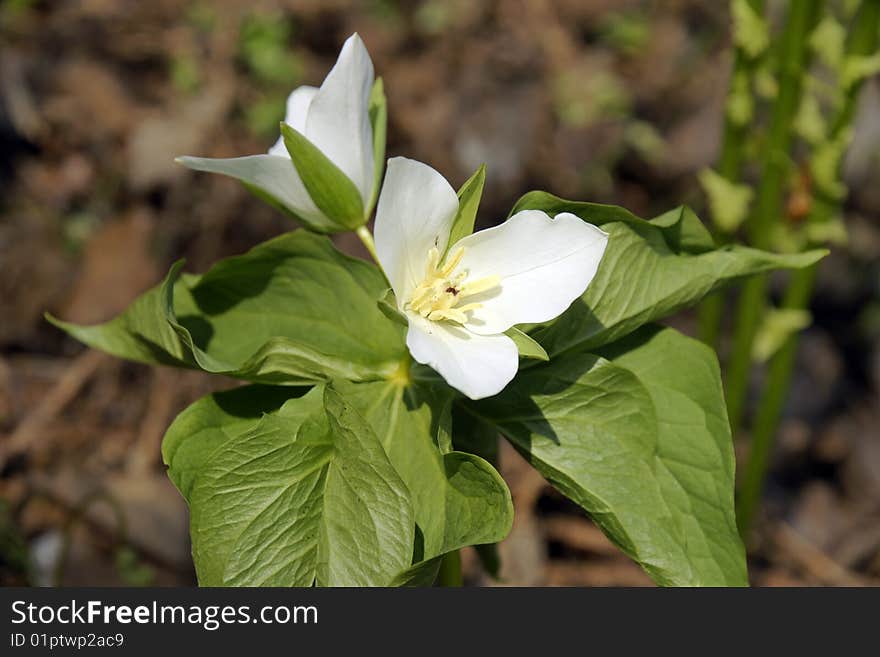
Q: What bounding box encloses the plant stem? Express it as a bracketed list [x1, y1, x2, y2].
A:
[737, 0, 880, 537]
[736, 265, 816, 534]
[356, 225, 380, 265]
[724, 0, 824, 436]
[437, 549, 462, 587]
[698, 0, 765, 348]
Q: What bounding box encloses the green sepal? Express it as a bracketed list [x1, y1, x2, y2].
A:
[281, 123, 365, 230]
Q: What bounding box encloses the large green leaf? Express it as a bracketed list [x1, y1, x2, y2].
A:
[163, 379, 512, 585]
[49, 230, 407, 385]
[512, 192, 827, 355]
[183, 385, 414, 586]
[281, 124, 365, 230]
[468, 325, 748, 586]
[162, 384, 307, 499]
[334, 379, 513, 563]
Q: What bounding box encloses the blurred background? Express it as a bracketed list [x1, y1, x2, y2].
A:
[1, 0, 879, 586]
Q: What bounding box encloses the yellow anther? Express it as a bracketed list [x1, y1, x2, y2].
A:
[405, 246, 500, 326]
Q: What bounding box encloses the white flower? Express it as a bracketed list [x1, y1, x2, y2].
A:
[177, 33, 377, 232]
[375, 157, 608, 400]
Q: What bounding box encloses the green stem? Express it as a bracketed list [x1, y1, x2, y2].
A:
[437, 549, 462, 587]
[737, 0, 880, 537]
[697, 0, 765, 348]
[356, 225, 380, 265]
[737, 265, 816, 534]
[725, 0, 824, 435]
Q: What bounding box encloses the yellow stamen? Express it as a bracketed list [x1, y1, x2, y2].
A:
[405, 246, 501, 326]
[439, 247, 465, 277]
[460, 275, 501, 297]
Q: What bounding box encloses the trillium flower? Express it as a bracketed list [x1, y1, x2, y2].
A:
[375, 157, 608, 400]
[177, 33, 383, 233]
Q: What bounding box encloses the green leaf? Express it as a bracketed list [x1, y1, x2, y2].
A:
[163, 379, 512, 585]
[367, 77, 387, 217]
[334, 379, 513, 562]
[732, 0, 769, 59]
[446, 164, 486, 255]
[162, 384, 307, 499]
[697, 168, 754, 233]
[511, 192, 827, 355]
[469, 325, 748, 586]
[50, 231, 407, 384]
[513, 190, 716, 252]
[450, 407, 503, 578]
[842, 52, 880, 90]
[47, 261, 194, 368]
[810, 15, 846, 70]
[505, 327, 549, 361]
[389, 557, 443, 587]
[377, 288, 407, 326]
[183, 385, 414, 586]
[281, 124, 365, 230]
[752, 307, 812, 362]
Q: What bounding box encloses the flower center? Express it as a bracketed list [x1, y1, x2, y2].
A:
[405, 246, 500, 324]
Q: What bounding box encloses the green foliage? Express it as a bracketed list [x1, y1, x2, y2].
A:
[810, 15, 846, 70]
[48, 11, 856, 589]
[470, 326, 748, 586]
[163, 381, 511, 585]
[55, 186, 829, 587]
[281, 124, 366, 229]
[597, 11, 650, 55]
[504, 327, 549, 361]
[511, 192, 826, 355]
[732, 0, 769, 59]
[794, 91, 827, 144]
[176, 386, 415, 586]
[49, 231, 406, 384]
[698, 168, 754, 233]
[752, 308, 812, 362]
[333, 379, 513, 562]
[726, 70, 755, 126]
[244, 97, 289, 138]
[810, 127, 853, 199]
[842, 51, 880, 90]
[446, 164, 486, 255]
[238, 12, 301, 85]
[115, 547, 155, 587]
[170, 54, 201, 94]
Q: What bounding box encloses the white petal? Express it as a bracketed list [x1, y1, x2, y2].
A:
[305, 33, 375, 206]
[374, 157, 459, 303]
[268, 86, 318, 156]
[455, 211, 608, 335]
[405, 314, 519, 400]
[176, 154, 329, 229]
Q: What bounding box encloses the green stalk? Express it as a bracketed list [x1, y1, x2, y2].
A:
[724, 0, 824, 435]
[356, 225, 380, 264]
[736, 266, 816, 533]
[698, 0, 766, 348]
[736, 0, 880, 536]
[437, 549, 462, 587]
